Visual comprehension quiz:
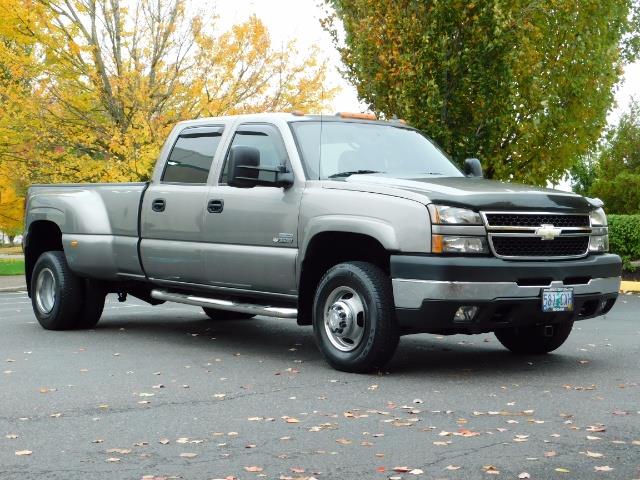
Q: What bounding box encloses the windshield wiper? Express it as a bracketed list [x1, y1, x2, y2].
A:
[328, 170, 385, 178]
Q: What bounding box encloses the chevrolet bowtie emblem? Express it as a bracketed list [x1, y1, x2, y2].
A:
[535, 224, 562, 241]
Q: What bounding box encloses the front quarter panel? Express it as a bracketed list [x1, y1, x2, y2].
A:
[298, 183, 431, 273]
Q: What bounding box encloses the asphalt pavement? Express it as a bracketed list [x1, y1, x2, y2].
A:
[1, 291, 639, 480]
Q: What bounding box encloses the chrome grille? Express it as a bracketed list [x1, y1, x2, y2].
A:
[491, 236, 589, 258]
[485, 213, 589, 228]
[482, 211, 591, 260]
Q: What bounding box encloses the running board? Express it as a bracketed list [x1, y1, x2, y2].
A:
[150, 289, 298, 319]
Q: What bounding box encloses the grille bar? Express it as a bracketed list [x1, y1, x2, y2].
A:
[484, 212, 590, 229]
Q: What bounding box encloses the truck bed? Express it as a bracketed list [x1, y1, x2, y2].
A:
[26, 183, 148, 280]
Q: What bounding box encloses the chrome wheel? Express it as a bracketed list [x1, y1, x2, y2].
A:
[35, 268, 56, 314]
[323, 286, 366, 352]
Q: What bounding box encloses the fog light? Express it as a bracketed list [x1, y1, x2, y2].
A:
[454, 306, 479, 323]
[589, 235, 609, 253]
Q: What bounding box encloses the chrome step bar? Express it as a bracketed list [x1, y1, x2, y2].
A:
[150, 289, 298, 319]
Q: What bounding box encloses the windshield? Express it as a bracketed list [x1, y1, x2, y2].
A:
[290, 120, 463, 180]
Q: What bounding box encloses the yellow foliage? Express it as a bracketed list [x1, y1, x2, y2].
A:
[0, 0, 336, 233]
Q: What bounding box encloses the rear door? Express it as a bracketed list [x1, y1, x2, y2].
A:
[140, 125, 225, 285]
[201, 123, 303, 296]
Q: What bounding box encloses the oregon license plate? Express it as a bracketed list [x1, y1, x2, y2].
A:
[542, 287, 574, 312]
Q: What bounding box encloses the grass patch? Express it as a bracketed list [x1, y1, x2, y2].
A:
[0, 259, 25, 276]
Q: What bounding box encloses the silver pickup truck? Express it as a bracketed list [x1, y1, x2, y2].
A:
[23, 112, 622, 372]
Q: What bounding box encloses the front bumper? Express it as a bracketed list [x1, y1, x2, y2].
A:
[391, 254, 622, 334]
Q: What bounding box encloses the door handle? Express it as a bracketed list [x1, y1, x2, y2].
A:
[152, 198, 166, 212]
[207, 199, 224, 213]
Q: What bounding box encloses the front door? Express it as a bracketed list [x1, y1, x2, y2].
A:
[202, 123, 302, 296]
[140, 125, 225, 285]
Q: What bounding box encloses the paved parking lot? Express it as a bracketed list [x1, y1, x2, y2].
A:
[1, 291, 639, 480]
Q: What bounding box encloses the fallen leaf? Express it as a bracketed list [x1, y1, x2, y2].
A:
[594, 466, 613, 472]
[394, 467, 411, 473]
[584, 451, 604, 458]
[482, 465, 500, 475]
[15, 450, 32, 456]
[587, 426, 606, 432]
[106, 448, 131, 454]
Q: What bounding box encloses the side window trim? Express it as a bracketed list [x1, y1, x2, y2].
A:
[160, 124, 225, 185]
[219, 122, 290, 185]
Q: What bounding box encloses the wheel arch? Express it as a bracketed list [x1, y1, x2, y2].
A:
[297, 230, 392, 326]
[24, 220, 64, 296]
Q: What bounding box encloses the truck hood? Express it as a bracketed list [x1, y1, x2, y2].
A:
[333, 175, 592, 212]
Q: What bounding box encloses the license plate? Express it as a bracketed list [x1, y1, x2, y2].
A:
[542, 287, 574, 312]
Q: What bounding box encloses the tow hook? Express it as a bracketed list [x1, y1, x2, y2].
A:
[543, 325, 554, 337]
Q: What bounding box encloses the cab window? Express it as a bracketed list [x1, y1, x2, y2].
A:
[162, 126, 224, 184]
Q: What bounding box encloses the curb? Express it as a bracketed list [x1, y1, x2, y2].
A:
[620, 281, 640, 293]
[0, 286, 27, 293]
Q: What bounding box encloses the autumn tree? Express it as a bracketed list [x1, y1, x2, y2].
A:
[324, 0, 639, 185]
[4, 0, 335, 184]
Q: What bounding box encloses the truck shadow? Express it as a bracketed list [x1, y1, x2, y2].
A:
[95, 307, 592, 378]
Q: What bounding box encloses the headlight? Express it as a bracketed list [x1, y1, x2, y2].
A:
[589, 208, 609, 253]
[429, 205, 482, 225]
[432, 235, 488, 254]
[589, 207, 607, 227]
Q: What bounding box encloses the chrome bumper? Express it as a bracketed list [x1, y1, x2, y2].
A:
[392, 277, 621, 309]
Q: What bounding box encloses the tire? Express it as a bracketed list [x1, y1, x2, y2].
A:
[31, 251, 105, 330]
[312, 261, 399, 373]
[202, 307, 255, 321]
[75, 279, 106, 329]
[495, 321, 574, 354]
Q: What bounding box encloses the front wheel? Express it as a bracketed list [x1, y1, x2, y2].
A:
[495, 321, 574, 354]
[313, 261, 399, 373]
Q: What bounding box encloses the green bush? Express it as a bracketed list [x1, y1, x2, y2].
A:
[608, 215, 640, 271]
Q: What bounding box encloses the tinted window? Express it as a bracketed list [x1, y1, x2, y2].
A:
[162, 127, 223, 183]
[290, 121, 462, 180]
[220, 124, 287, 184]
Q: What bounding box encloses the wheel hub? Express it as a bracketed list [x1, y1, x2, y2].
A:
[35, 268, 56, 314]
[324, 287, 366, 352]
